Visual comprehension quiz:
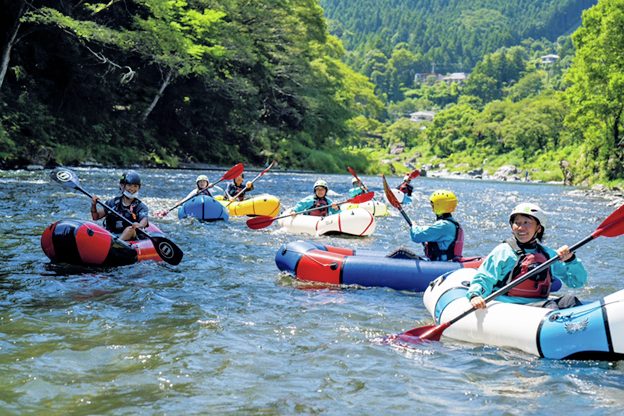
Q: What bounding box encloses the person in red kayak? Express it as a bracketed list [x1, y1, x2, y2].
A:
[90, 170, 149, 241]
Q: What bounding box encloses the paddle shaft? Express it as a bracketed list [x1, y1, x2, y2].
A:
[347, 167, 369, 193]
[225, 161, 275, 207]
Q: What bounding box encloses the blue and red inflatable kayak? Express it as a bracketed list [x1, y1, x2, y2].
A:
[275, 240, 484, 291]
[41, 219, 164, 266]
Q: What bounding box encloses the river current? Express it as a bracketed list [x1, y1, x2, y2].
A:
[1, 168, 623, 415]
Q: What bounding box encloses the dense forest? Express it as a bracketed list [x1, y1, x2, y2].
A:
[320, 0, 597, 101]
[0, 0, 381, 170]
[1, 0, 623, 186]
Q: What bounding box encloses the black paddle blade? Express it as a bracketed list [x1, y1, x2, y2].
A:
[149, 235, 184, 265]
[50, 167, 80, 189]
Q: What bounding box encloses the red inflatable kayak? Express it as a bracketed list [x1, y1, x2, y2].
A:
[41, 219, 164, 266]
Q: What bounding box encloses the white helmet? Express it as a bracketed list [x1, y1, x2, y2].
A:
[196, 175, 209, 184]
[509, 203, 546, 227]
[313, 179, 328, 191]
[403, 174, 410, 181]
[351, 177, 359, 184]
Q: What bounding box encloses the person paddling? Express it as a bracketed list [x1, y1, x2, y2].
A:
[90, 170, 149, 241]
[466, 202, 587, 310]
[391, 190, 463, 261]
[292, 179, 340, 217]
[158, 175, 212, 217]
[225, 173, 254, 201]
[348, 177, 368, 198]
[397, 174, 414, 197]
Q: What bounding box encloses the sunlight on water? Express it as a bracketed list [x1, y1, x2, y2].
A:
[0, 168, 623, 414]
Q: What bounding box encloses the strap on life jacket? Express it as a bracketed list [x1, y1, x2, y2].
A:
[495, 238, 552, 298]
[423, 217, 463, 261]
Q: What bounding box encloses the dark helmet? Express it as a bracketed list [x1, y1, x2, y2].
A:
[120, 170, 141, 186]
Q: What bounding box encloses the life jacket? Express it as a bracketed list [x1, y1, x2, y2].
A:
[495, 238, 552, 298]
[423, 217, 464, 261]
[227, 182, 246, 201]
[308, 196, 329, 217]
[104, 196, 143, 234]
[397, 181, 413, 196]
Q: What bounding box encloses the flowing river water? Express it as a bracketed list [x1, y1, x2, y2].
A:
[1, 168, 623, 415]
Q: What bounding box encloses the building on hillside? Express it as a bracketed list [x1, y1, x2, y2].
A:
[414, 72, 442, 84]
[540, 54, 559, 65]
[409, 110, 436, 122]
[441, 72, 467, 84]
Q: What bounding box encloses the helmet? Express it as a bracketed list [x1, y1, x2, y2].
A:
[430, 190, 458, 215]
[351, 177, 359, 184]
[196, 175, 209, 184]
[509, 203, 546, 227]
[403, 174, 411, 181]
[120, 170, 141, 186]
[313, 179, 328, 191]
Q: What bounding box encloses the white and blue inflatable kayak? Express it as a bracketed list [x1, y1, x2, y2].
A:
[423, 268, 624, 360]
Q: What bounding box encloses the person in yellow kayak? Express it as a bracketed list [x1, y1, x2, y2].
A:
[225, 173, 254, 201]
[292, 179, 340, 216]
[90, 170, 149, 241]
[466, 202, 587, 310]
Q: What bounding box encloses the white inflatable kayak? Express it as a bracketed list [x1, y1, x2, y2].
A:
[340, 199, 389, 217]
[276, 207, 376, 237]
[422, 268, 624, 360]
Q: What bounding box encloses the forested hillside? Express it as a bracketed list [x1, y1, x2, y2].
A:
[0, 0, 381, 170]
[321, 0, 596, 100]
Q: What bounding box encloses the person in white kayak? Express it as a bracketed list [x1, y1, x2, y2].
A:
[292, 179, 340, 217]
[466, 202, 587, 310]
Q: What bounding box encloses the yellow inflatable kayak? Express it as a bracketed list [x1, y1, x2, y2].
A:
[215, 194, 281, 217]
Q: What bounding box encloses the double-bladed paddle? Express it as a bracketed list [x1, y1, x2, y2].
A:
[396, 203, 624, 344]
[382, 174, 414, 226]
[347, 166, 369, 193]
[50, 167, 184, 265]
[225, 160, 276, 207]
[246, 191, 376, 230]
[156, 163, 244, 217]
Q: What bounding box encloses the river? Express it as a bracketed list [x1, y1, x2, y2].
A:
[1, 167, 623, 414]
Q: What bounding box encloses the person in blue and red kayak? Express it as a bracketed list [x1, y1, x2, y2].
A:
[225, 173, 254, 202]
[90, 170, 149, 241]
[292, 179, 340, 217]
[466, 202, 587, 310]
[391, 190, 464, 261]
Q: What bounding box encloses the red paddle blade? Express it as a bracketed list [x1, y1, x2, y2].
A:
[347, 166, 360, 180]
[220, 163, 245, 181]
[349, 191, 375, 204]
[408, 169, 421, 180]
[246, 215, 275, 230]
[397, 322, 449, 344]
[593, 204, 624, 238]
[382, 175, 402, 210]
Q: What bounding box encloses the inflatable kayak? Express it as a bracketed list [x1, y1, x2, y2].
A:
[422, 268, 624, 360]
[275, 240, 483, 290]
[178, 194, 229, 221]
[41, 219, 164, 266]
[340, 199, 389, 217]
[215, 194, 281, 217]
[276, 207, 376, 237]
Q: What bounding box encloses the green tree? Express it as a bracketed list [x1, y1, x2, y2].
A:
[565, 0, 624, 181]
